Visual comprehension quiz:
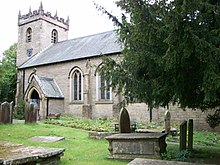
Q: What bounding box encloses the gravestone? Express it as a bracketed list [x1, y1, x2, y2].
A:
[25, 102, 37, 123]
[0, 102, 12, 124]
[180, 120, 187, 151]
[10, 101, 13, 123]
[164, 110, 171, 134]
[119, 107, 131, 133]
[188, 119, 193, 151]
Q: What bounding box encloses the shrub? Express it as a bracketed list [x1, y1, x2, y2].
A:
[13, 100, 25, 119]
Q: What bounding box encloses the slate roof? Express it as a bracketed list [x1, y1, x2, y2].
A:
[19, 30, 122, 69]
[35, 76, 64, 98]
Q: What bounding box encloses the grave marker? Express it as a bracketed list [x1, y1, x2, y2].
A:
[180, 120, 187, 151]
[119, 107, 131, 133]
[165, 110, 171, 134]
[0, 102, 12, 124]
[25, 102, 37, 123]
[10, 101, 13, 123]
[188, 119, 193, 151]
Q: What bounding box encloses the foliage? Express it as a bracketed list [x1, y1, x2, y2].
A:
[166, 131, 220, 148]
[162, 149, 192, 162]
[97, 0, 220, 128]
[44, 116, 114, 132]
[175, 150, 192, 162]
[13, 99, 25, 120]
[206, 110, 220, 129]
[0, 43, 17, 103]
[44, 116, 164, 132]
[45, 116, 220, 148]
[162, 144, 220, 163]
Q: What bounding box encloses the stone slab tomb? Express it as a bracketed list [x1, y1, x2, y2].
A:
[106, 132, 167, 160]
[0, 141, 65, 165]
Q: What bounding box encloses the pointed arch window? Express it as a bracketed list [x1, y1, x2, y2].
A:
[70, 68, 83, 101]
[96, 72, 112, 101]
[51, 29, 58, 43]
[26, 27, 32, 42]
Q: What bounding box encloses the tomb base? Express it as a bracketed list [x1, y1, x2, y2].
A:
[105, 133, 167, 160]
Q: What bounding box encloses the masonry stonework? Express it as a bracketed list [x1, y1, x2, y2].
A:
[16, 3, 220, 133]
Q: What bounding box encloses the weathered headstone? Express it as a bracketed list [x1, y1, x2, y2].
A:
[188, 119, 193, 151]
[10, 101, 13, 123]
[0, 102, 12, 124]
[164, 110, 171, 134]
[180, 120, 187, 151]
[119, 107, 131, 133]
[25, 102, 37, 123]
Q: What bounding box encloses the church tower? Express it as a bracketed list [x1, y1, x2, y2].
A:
[17, 2, 69, 66]
[15, 2, 69, 110]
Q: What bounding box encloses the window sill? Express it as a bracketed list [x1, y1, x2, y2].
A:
[69, 100, 84, 104]
[95, 100, 113, 104]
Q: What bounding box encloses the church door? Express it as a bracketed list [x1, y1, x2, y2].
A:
[30, 89, 40, 120]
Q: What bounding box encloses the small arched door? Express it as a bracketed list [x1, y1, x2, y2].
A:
[30, 89, 40, 120]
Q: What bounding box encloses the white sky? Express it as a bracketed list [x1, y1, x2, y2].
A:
[0, 0, 120, 59]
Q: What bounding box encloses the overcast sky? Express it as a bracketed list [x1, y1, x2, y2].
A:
[0, 0, 120, 59]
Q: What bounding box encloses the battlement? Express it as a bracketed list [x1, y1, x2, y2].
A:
[18, 2, 69, 30]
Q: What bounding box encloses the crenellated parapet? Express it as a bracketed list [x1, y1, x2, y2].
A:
[18, 2, 69, 30]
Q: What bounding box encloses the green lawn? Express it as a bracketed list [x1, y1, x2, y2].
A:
[1, 118, 220, 164]
[0, 123, 129, 165]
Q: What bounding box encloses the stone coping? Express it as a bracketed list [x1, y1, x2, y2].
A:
[88, 131, 116, 139]
[0, 141, 65, 165]
[128, 158, 204, 165]
[106, 133, 167, 140]
[28, 136, 65, 143]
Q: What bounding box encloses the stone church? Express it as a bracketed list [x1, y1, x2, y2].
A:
[15, 3, 220, 132]
[15, 2, 127, 120]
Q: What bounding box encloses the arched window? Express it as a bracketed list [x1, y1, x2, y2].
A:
[96, 72, 112, 101]
[26, 27, 32, 42]
[70, 68, 83, 101]
[51, 29, 58, 43]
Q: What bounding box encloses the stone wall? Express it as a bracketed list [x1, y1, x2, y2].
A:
[156, 106, 220, 132]
[126, 103, 220, 132]
[48, 99, 64, 114]
[18, 55, 220, 132]
[21, 55, 121, 119]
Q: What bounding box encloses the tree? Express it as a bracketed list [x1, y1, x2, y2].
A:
[0, 43, 17, 103]
[96, 0, 220, 128]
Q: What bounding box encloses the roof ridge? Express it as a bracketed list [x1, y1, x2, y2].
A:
[19, 30, 122, 69]
[57, 30, 116, 44]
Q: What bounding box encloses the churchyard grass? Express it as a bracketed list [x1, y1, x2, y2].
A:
[0, 118, 220, 164]
[0, 123, 129, 165]
[44, 116, 220, 163]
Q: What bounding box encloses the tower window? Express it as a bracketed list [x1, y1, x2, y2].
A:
[26, 27, 32, 42]
[51, 29, 58, 43]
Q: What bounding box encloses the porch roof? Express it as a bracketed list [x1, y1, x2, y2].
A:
[36, 76, 64, 99]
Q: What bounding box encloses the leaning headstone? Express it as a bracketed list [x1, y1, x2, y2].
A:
[188, 119, 193, 151]
[119, 107, 131, 133]
[180, 120, 187, 151]
[164, 110, 171, 134]
[25, 102, 37, 123]
[0, 102, 12, 124]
